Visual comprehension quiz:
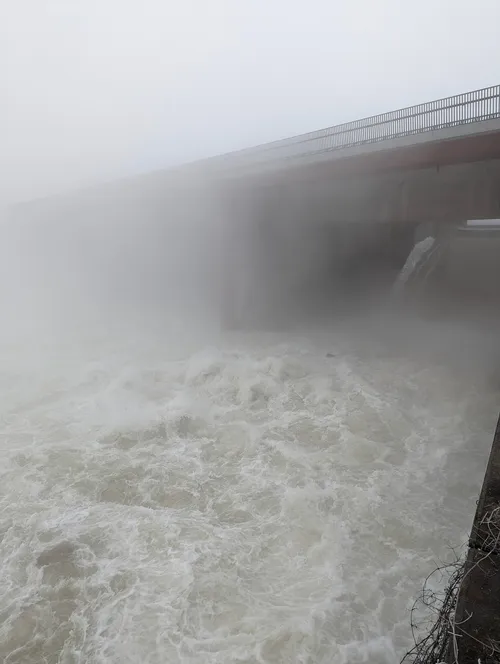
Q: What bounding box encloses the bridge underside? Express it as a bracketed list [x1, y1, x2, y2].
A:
[227, 155, 500, 227]
[220, 151, 500, 328]
[221, 216, 500, 330]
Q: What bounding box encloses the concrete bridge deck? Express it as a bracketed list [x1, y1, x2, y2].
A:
[198, 84, 500, 181]
[12, 84, 500, 229]
[202, 85, 500, 240]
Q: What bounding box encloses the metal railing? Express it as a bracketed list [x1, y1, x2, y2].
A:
[202, 85, 500, 173]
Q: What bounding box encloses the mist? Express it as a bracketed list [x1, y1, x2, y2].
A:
[1, 169, 499, 398]
[3, 0, 500, 208]
[0, 182, 223, 348]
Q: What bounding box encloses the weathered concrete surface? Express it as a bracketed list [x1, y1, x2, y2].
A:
[451, 413, 500, 663]
[231, 157, 500, 228]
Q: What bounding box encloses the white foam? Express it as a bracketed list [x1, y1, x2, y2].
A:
[0, 327, 497, 663]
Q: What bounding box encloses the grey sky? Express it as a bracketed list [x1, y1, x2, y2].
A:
[2, 0, 500, 205]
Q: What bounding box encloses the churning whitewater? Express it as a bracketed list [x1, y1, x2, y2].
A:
[1, 321, 498, 664]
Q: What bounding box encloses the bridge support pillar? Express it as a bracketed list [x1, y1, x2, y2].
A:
[220, 188, 270, 329]
[220, 217, 250, 329]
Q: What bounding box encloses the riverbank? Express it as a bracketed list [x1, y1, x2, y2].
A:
[452, 412, 500, 663]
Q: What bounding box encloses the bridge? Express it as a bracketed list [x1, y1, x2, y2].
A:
[9, 84, 500, 328]
[208, 84, 500, 224]
[204, 84, 500, 177]
[14, 84, 500, 228]
[208, 85, 500, 327]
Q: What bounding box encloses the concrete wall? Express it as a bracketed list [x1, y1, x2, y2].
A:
[220, 215, 418, 328]
[235, 158, 500, 228]
[440, 232, 500, 312]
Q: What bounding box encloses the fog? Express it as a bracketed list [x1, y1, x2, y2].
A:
[3, 0, 500, 207]
[1, 173, 499, 395]
[0, 181, 222, 343]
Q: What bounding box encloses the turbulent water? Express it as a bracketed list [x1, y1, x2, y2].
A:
[1, 316, 498, 664]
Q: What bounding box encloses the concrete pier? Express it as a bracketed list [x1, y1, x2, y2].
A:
[451, 413, 500, 663]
